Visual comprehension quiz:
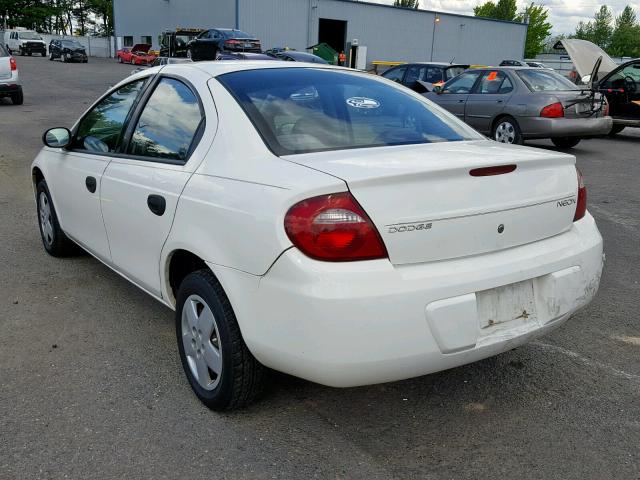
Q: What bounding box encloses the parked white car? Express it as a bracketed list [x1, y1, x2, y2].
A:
[4, 29, 47, 56]
[0, 44, 23, 105]
[31, 62, 603, 410]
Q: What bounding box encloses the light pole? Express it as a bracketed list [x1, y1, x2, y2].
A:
[429, 14, 440, 61]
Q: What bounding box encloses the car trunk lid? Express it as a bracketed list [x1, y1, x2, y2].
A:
[554, 91, 606, 118]
[283, 140, 578, 265]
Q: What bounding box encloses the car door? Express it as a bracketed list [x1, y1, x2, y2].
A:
[464, 70, 513, 134]
[429, 70, 483, 119]
[99, 75, 207, 296]
[43, 77, 150, 262]
[599, 61, 640, 119]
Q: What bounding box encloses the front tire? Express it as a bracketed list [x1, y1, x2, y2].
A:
[492, 116, 523, 145]
[36, 180, 78, 257]
[551, 137, 581, 149]
[49, 52, 54, 61]
[175, 269, 266, 411]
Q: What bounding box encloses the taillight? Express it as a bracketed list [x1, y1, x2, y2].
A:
[540, 102, 564, 118]
[603, 99, 609, 116]
[225, 39, 240, 45]
[284, 192, 388, 262]
[9, 57, 17, 71]
[574, 168, 587, 221]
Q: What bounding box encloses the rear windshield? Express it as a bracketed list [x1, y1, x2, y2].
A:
[223, 30, 253, 39]
[218, 68, 479, 155]
[517, 69, 579, 91]
[445, 66, 466, 80]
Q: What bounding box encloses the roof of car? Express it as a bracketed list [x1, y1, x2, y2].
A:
[404, 62, 470, 67]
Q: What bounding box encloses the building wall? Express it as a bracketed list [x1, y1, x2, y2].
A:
[113, 0, 526, 66]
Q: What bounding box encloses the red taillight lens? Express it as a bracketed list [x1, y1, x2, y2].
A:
[10, 57, 17, 71]
[540, 102, 564, 118]
[225, 39, 240, 45]
[574, 168, 587, 221]
[284, 192, 388, 261]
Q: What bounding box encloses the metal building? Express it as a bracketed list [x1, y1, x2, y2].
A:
[113, 0, 527, 68]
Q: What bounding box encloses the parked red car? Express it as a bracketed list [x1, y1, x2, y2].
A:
[116, 44, 155, 65]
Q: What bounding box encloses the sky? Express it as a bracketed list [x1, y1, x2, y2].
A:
[367, 0, 640, 35]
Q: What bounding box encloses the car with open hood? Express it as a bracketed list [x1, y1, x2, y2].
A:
[31, 62, 603, 410]
[425, 66, 612, 148]
[117, 44, 155, 65]
[557, 38, 640, 135]
[49, 39, 88, 63]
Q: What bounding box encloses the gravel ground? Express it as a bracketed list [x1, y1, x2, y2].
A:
[0, 56, 638, 480]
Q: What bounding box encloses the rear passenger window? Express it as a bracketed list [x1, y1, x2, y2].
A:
[128, 78, 203, 162]
[499, 76, 514, 94]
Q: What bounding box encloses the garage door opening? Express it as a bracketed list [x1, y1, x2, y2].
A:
[318, 18, 347, 54]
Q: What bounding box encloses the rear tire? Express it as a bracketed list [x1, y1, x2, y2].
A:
[36, 180, 79, 257]
[175, 269, 267, 411]
[551, 137, 581, 149]
[492, 116, 523, 145]
[10, 90, 23, 105]
[608, 124, 625, 136]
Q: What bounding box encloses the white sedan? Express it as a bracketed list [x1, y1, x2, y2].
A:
[32, 62, 603, 410]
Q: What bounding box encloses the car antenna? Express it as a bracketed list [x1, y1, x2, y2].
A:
[450, 57, 455, 64]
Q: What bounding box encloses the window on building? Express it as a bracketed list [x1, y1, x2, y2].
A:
[141, 36, 152, 45]
[123, 36, 133, 47]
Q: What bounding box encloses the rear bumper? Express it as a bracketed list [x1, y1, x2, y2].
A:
[235, 213, 603, 387]
[520, 116, 613, 139]
[0, 83, 21, 96]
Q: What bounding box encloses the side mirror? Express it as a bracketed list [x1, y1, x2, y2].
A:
[42, 127, 71, 148]
[433, 85, 443, 94]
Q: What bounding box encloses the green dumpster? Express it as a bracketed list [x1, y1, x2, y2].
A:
[308, 42, 339, 65]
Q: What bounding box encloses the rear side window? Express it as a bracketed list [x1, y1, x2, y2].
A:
[128, 78, 203, 162]
[218, 68, 480, 156]
[73, 79, 148, 153]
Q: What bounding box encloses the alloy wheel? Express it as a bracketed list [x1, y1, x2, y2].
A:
[181, 294, 223, 390]
[39, 192, 54, 247]
[495, 121, 516, 144]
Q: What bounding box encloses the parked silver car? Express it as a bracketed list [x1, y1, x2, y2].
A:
[425, 67, 612, 148]
[0, 43, 22, 105]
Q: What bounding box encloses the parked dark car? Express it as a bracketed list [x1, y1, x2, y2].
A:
[186, 29, 261, 61]
[381, 62, 469, 93]
[425, 67, 612, 148]
[270, 51, 328, 64]
[49, 39, 88, 63]
[215, 52, 277, 61]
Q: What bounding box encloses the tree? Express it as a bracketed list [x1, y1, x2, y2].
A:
[474, 0, 517, 21]
[591, 5, 613, 49]
[518, 3, 552, 58]
[610, 6, 640, 57]
[393, 0, 419, 9]
[573, 21, 593, 41]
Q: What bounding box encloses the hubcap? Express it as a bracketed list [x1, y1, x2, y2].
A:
[181, 294, 222, 390]
[495, 121, 516, 144]
[38, 192, 54, 246]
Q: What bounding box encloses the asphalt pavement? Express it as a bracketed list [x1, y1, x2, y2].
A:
[1, 56, 638, 480]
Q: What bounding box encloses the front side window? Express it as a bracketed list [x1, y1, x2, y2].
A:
[442, 71, 482, 94]
[602, 63, 640, 88]
[218, 68, 481, 156]
[382, 66, 407, 83]
[128, 78, 203, 162]
[517, 69, 579, 92]
[404, 65, 427, 85]
[73, 79, 148, 153]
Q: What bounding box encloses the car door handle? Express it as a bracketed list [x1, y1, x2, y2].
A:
[458, 99, 465, 103]
[147, 194, 166, 216]
[496, 99, 504, 103]
[85, 176, 97, 193]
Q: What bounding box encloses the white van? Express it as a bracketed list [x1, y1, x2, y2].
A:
[4, 29, 47, 56]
